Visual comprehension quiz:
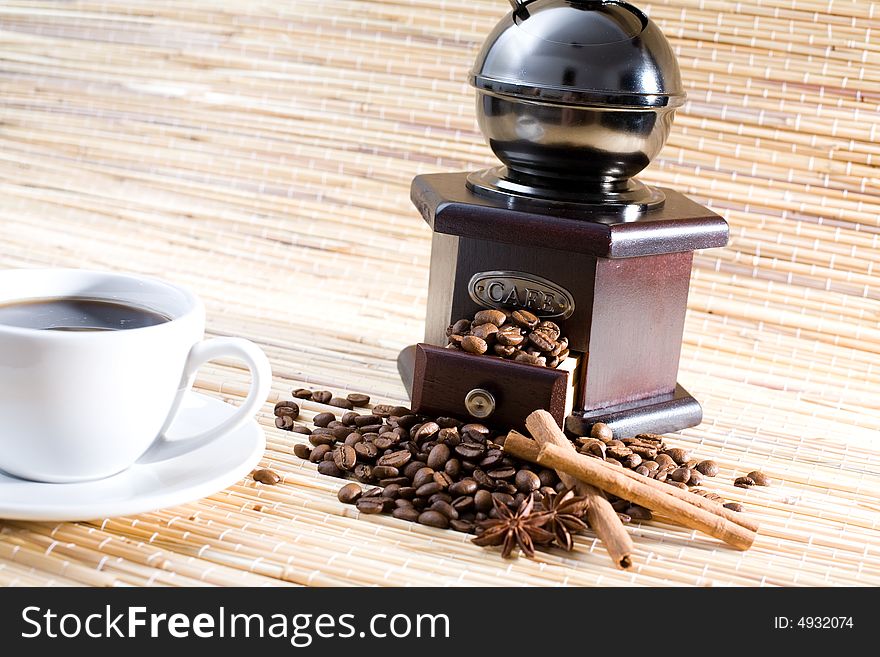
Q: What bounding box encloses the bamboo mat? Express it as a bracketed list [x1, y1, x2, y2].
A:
[0, 0, 878, 587]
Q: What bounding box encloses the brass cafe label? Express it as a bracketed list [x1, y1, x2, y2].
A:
[468, 271, 575, 320]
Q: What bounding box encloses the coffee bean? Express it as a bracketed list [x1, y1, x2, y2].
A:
[350, 415, 375, 428]
[447, 478, 478, 496]
[430, 500, 459, 520]
[419, 444, 449, 473]
[345, 393, 370, 407]
[510, 309, 539, 330]
[354, 442, 378, 461]
[328, 397, 354, 410]
[372, 436, 395, 451]
[474, 489, 494, 512]
[493, 343, 516, 357]
[397, 486, 416, 500]
[474, 309, 507, 326]
[448, 318, 472, 336]
[461, 335, 488, 355]
[353, 464, 373, 482]
[377, 450, 411, 469]
[337, 483, 362, 504]
[487, 466, 516, 480]
[410, 467, 434, 488]
[292, 388, 313, 400]
[536, 320, 561, 341]
[608, 443, 634, 459]
[309, 444, 331, 463]
[291, 425, 312, 436]
[534, 469, 555, 488]
[451, 495, 475, 513]
[312, 391, 333, 404]
[293, 443, 312, 460]
[333, 445, 357, 471]
[654, 453, 676, 468]
[664, 448, 691, 465]
[734, 476, 755, 488]
[428, 469, 450, 486]
[670, 467, 691, 483]
[450, 519, 475, 533]
[527, 331, 555, 352]
[550, 336, 568, 357]
[630, 445, 659, 460]
[444, 459, 461, 478]
[313, 412, 335, 428]
[274, 400, 300, 418]
[590, 422, 614, 442]
[371, 404, 396, 417]
[479, 449, 503, 469]
[688, 470, 704, 487]
[492, 492, 515, 508]
[392, 507, 421, 522]
[414, 422, 440, 442]
[317, 461, 343, 477]
[382, 484, 401, 498]
[338, 412, 358, 427]
[436, 427, 461, 446]
[513, 469, 541, 493]
[329, 426, 350, 441]
[253, 468, 281, 485]
[625, 505, 653, 521]
[634, 465, 650, 476]
[747, 471, 771, 486]
[496, 324, 525, 346]
[462, 423, 490, 437]
[343, 433, 363, 447]
[356, 497, 386, 514]
[418, 510, 449, 529]
[723, 502, 744, 512]
[513, 351, 544, 366]
[369, 465, 397, 480]
[428, 492, 452, 506]
[416, 482, 442, 497]
[455, 443, 485, 459]
[471, 323, 499, 341]
[275, 416, 295, 430]
[695, 460, 719, 477]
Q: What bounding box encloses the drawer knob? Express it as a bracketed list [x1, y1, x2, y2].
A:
[464, 388, 496, 419]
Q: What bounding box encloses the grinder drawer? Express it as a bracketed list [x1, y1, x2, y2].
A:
[410, 343, 578, 430]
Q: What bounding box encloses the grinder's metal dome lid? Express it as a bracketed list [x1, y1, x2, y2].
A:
[470, 0, 686, 109]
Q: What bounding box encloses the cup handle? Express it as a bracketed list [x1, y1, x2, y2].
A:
[137, 338, 272, 464]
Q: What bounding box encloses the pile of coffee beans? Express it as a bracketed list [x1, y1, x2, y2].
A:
[282, 390, 563, 534]
[446, 309, 569, 368]
[576, 423, 756, 514]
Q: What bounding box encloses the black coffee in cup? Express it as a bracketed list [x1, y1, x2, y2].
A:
[0, 297, 171, 331]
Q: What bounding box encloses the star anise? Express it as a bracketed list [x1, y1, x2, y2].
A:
[471, 493, 554, 558]
[540, 488, 590, 551]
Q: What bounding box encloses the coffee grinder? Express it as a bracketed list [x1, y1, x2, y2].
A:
[398, 0, 728, 437]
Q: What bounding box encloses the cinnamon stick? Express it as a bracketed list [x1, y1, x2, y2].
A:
[504, 431, 757, 551]
[525, 411, 759, 533]
[525, 413, 634, 570]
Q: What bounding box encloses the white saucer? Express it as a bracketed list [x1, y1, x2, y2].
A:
[0, 392, 265, 521]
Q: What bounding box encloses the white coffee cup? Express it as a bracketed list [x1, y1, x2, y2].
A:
[0, 269, 272, 483]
